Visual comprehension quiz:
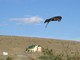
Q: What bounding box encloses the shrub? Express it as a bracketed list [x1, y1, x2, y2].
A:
[39, 47, 80, 60]
[6, 56, 13, 60]
[39, 48, 63, 60]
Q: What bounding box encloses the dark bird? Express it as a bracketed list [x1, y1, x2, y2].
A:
[44, 16, 62, 28]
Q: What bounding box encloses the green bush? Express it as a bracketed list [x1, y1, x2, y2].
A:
[6, 56, 13, 60]
[39, 48, 80, 60]
[39, 48, 63, 60]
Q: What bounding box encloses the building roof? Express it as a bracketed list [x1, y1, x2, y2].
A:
[27, 45, 41, 49]
[28, 45, 36, 49]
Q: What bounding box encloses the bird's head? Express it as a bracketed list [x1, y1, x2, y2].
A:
[44, 19, 51, 23]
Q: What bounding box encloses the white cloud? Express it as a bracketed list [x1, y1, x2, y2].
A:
[10, 16, 44, 24]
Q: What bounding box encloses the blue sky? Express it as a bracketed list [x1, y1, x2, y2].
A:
[0, 0, 80, 41]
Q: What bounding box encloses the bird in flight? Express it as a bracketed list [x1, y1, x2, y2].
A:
[44, 16, 62, 28]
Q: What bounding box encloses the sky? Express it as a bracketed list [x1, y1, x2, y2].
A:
[0, 0, 80, 41]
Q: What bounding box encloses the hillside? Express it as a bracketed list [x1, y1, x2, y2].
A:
[0, 36, 80, 60]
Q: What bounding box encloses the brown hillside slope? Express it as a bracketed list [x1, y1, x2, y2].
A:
[0, 36, 80, 60]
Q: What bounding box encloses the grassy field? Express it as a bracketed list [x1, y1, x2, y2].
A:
[0, 36, 80, 60]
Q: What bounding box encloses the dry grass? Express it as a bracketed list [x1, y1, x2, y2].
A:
[0, 36, 80, 60]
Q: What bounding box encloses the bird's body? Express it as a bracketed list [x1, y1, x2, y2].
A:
[51, 16, 62, 21]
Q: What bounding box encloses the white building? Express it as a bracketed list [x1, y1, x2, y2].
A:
[3, 52, 8, 55]
[25, 45, 42, 53]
